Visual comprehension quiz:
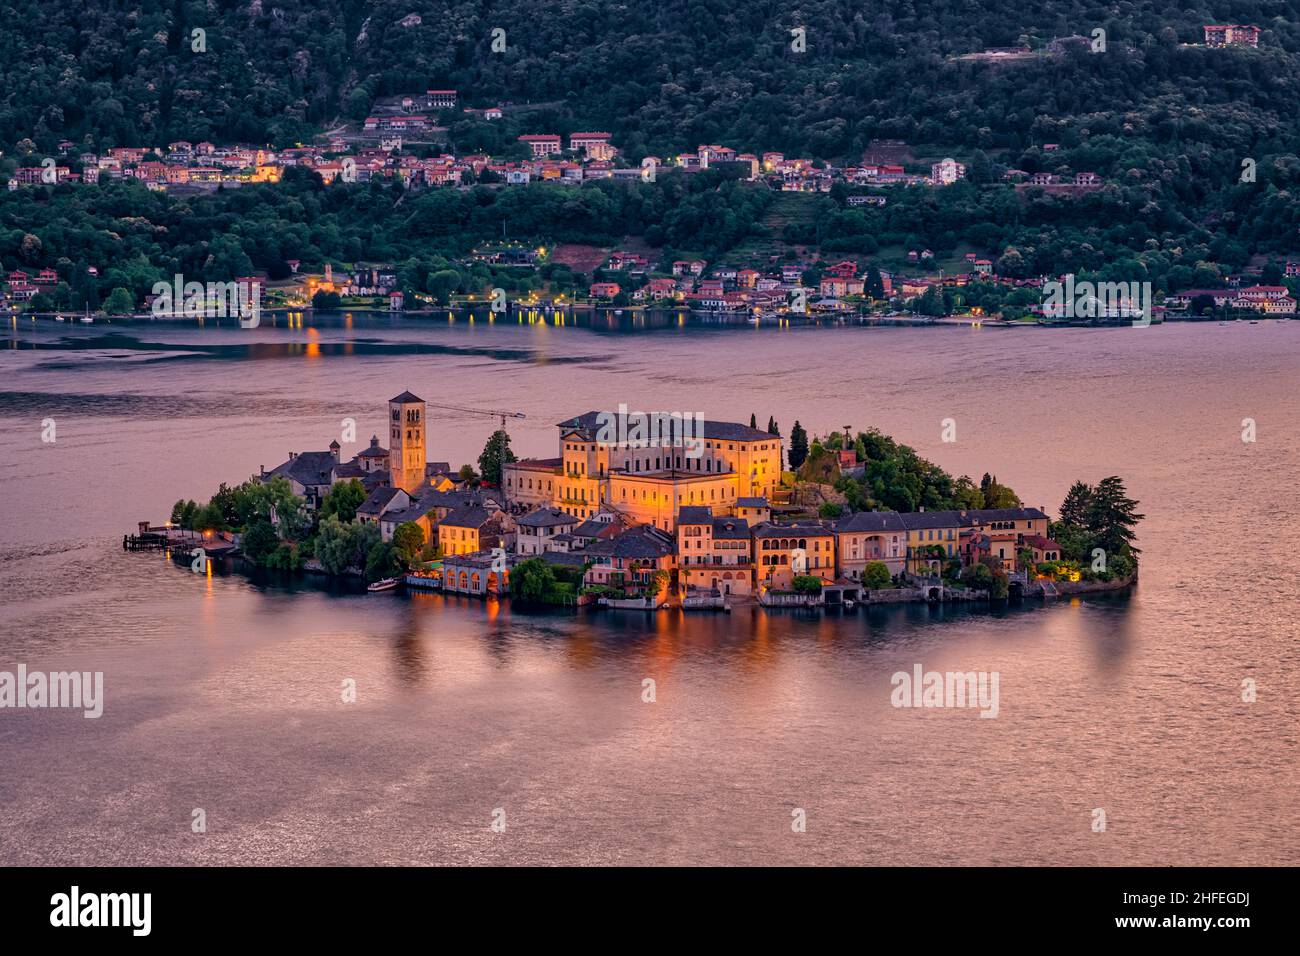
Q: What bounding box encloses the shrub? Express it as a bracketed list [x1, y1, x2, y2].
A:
[861, 561, 892, 589]
[792, 574, 824, 594]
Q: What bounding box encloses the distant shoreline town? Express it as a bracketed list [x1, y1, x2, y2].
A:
[135, 392, 1142, 612]
[6, 18, 1296, 327]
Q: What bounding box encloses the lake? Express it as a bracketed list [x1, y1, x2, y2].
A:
[0, 312, 1296, 865]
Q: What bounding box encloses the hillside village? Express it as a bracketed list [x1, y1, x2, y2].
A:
[4, 20, 1295, 322]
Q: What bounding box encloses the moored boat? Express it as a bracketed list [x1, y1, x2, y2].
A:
[366, 577, 400, 592]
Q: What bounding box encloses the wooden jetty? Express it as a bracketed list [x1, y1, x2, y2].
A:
[123, 521, 203, 552]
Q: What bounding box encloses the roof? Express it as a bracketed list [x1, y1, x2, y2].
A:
[381, 497, 440, 526]
[439, 505, 494, 529]
[834, 511, 907, 534]
[556, 411, 774, 443]
[510, 457, 563, 472]
[752, 520, 833, 538]
[898, 507, 1048, 530]
[422, 489, 499, 511]
[266, 451, 336, 488]
[1023, 534, 1061, 550]
[538, 551, 590, 568]
[897, 511, 966, 530]
[333, 461, 366, 480]
[425, 461, 452, 476]
[677, 506, 713, 525]
[735, 497, 769, 508]
[357, 486, 405, 517]
[971, 507, 1048, 522]
[390, 391, 424, 404]
[517, 507, 579, 529]
[587, 525, 675, 560]
[711, 517, 750, 539]
[442, 552, 508, 570]
[572, 516, 625, 539]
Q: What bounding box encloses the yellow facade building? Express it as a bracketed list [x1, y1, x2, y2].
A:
[504, 411, 782, 532]
[901, 508, 1050, 574]
[753, 520, 837, 591]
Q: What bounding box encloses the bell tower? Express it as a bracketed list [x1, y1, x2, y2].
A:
[388, 391, 427, 493]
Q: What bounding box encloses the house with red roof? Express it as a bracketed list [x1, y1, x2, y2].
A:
[1204, 24, 1259, 47]
[518, 135, 562, 157]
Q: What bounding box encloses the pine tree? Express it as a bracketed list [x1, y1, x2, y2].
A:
[749, 413, 757, 429]
[1085, 476, 1143, 557]
[866, 265, 885, 299]
[767, 416, 779, 435]
[788, 421, 809, 470]
[1058, 480, 1093, 527]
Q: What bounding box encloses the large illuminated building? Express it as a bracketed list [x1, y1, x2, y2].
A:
[504, 411, 782, 532]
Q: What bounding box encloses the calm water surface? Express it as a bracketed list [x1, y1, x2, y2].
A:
[0, 313, 1297, 865]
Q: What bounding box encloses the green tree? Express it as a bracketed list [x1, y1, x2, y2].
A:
[320, 479, 366, 523]
[230, 477, 309, 539]
[952, 476, 985, 510]
[960, 562, 994, 591]
[103, 287, 135, 315]
[981, 478, 1022, 509]
[191, 502, 227, 532]
[264, 542, 303, 572]
[865, 265, 886, 299]
[315, 516, 378, 575]
[170, 499, 199, 528]
[241, 519, 280, 566]
[861, 561, 892, 589]
[210, 482, 239, 525]
[792, 575, 824, 594]
[1058, 480, 1093, 527]
[511, 557, 556, 602]
[1084, 476, 1144, 561]
[392, 521, 426, 566]
[988, 568, 1010, 599]
[477, 429, 516, 487]
[364, 541, 402, 582]
[788, 421, 809, 470]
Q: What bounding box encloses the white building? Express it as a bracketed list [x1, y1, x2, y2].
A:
[930, 157, 966, 186]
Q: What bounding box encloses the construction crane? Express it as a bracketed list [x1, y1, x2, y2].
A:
[425, 402, 526, 430]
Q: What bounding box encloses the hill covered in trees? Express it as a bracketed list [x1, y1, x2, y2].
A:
[5, 0, 1300, 162]
[4, 1, 1300, 303]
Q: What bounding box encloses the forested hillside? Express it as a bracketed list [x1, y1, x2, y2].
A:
[4, 1, 1300, 306]
[4, 1, 1300, 160]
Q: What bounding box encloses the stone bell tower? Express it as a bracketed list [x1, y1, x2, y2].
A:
[388, 391, 427, 493]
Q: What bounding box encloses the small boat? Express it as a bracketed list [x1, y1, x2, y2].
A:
[80, 314, 93, 323]
[55, 314, 66, 322]
[1249, 320, 1259, 325]
[367, 577, 400, 592]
